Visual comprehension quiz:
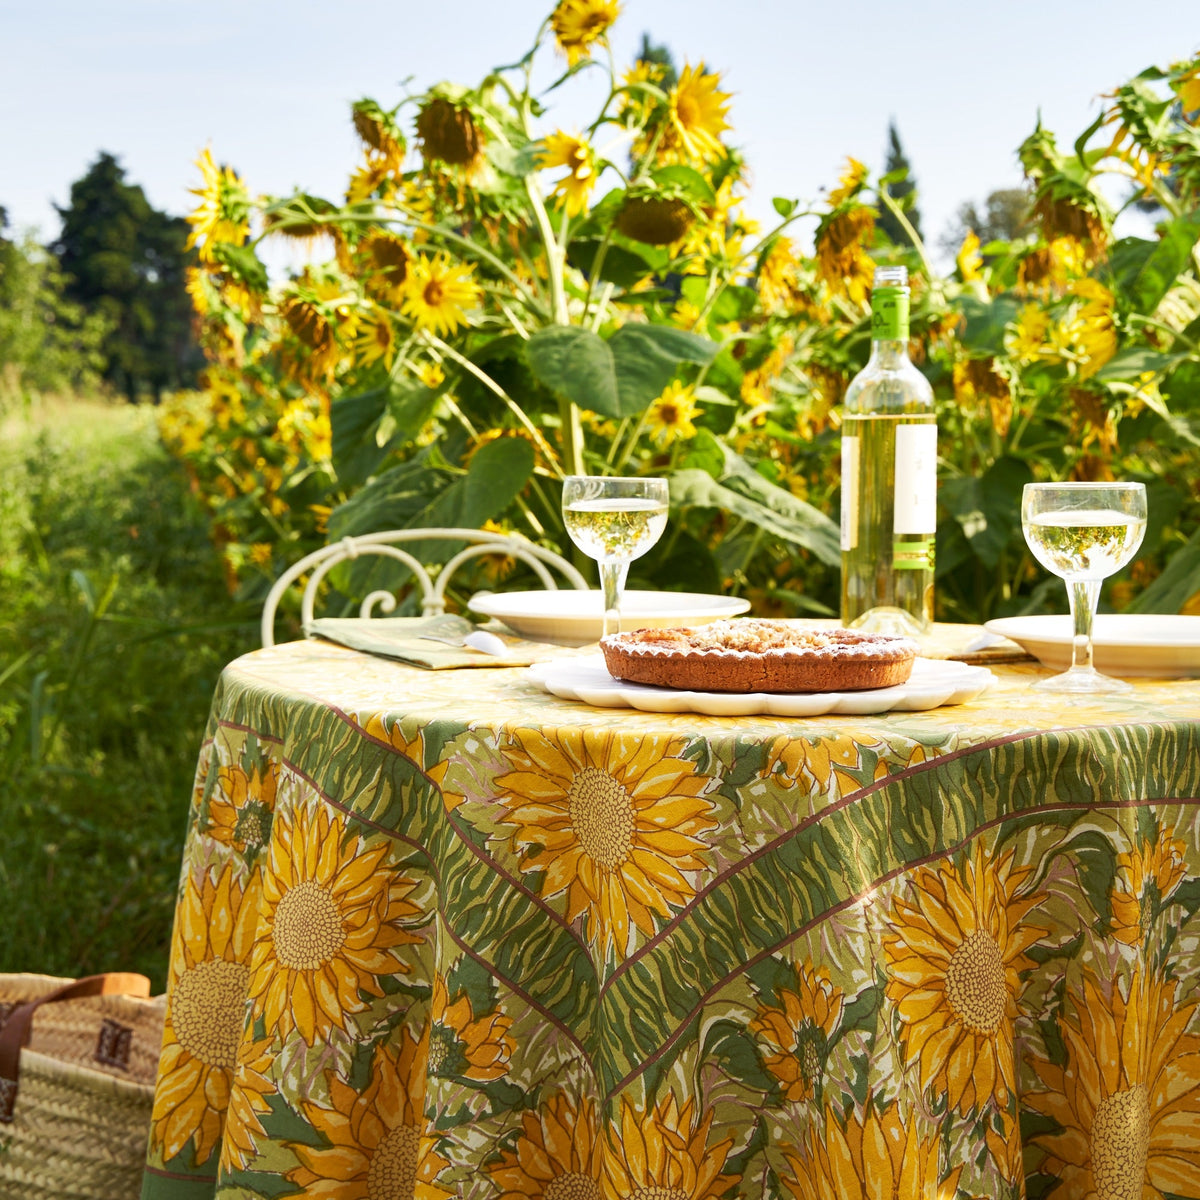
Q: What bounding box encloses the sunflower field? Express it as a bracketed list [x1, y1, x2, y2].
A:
[163, 0, 1200, 626]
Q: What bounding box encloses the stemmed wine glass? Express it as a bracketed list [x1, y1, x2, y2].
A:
[1021, 482, 1147, 694]
[562, 476, 669, 639]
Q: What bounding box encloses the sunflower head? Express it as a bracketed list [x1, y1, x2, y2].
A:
[359, 231, 411, 298]
[657, 62, 732, 165]
[351, 98, 405, 168]
[616, 190, 696, 245]
[540, 131, 598, 217]
[647, 381, 701, 446]
[402, 253, 481, 337]
[550, 0, 621, 67]
[354, 307, 396, 370]
[814, 206, 876, 304]
[261, 193, 340, 245]
[187, 148, 252, 262]
[416, 97, 484, 167]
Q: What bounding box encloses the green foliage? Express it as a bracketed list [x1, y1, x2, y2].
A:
[0, 401, 256, 987]
[0, 223, 109, 403]
[160, 11, 1200, 624]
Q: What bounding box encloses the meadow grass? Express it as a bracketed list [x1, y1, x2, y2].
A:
[0, 397, 257, 989]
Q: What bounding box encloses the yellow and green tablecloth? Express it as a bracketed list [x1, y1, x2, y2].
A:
[141, 638, 1200, 1199]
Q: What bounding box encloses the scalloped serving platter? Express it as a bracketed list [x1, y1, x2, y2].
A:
[528, 655, 994, 716]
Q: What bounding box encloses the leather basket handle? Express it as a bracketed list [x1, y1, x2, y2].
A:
[0, 972, 150, 1122]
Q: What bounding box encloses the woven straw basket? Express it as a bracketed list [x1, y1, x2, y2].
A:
[0, 973, 166, 1200]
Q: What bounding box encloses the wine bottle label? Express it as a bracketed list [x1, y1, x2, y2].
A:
[840, 436, 860, 551]
[893, 424, 937, 534]
[871, 287, 910, 341]
[893, 540, 935, 569]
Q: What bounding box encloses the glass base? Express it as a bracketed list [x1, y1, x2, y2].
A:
[1031, 667, 1132, 695]
[846, 606, 931, 639]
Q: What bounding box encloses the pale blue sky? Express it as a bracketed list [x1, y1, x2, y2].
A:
[2, 1, 1196, 261]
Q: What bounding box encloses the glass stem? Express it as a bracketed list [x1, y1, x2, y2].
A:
[599, 561, 623, 639]
[1067, 578, 1100, 672]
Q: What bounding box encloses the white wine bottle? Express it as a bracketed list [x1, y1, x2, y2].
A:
[840, 265, 936, 637]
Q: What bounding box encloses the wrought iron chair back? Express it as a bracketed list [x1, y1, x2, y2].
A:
[261, 528, 588, 647]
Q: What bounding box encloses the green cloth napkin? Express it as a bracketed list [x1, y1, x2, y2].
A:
[309, 615, 549, 670]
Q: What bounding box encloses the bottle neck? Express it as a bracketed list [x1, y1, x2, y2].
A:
[869, 337, 910, 366]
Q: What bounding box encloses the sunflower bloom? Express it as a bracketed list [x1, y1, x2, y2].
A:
[487, 1092, 600, 1200]
[354, 307, 397, 370]
[647, 380, 701, 445]
[150, 865, 260, 1166]
[957, 229, 984, 282]
[758, 237, 801, 310]
[780, 1095, 963, 1200]
[550, 0, 620, 67]
[286, 1029, 453, 1199]
[815, 205, 875, 305]
[428, 973, 515, 1082]
[1005, 303, 1052, 363]
[218, 1036, 276, 1174]
[402, 254, 481, 337]
[658, 63, 732, 164]
[602, 1092, 738, 1199]
[1110, 830, 1187, 945]
[187, 148, 250, 263]
[1072, 277, 1118, 378]
[246, 804, 425, 1044]
[1025, 968, 1200, 1199]
[882, 841, 1047, 1116]
[495, 728, 718, 958]
[208, 756, 278, 856]
[750, 963, 845, 1103]
[540, 131, 598, 216]
[828, 157, 869, 206]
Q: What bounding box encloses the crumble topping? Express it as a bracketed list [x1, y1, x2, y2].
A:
[611, 620, 840, 653]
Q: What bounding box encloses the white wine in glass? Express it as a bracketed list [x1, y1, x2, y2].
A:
[562, 476, 669, 638]
[1021, 482, 1147, 694]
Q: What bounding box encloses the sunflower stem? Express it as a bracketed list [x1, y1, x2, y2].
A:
[426, 333, 564, 479]
[877, 189, 933, 279]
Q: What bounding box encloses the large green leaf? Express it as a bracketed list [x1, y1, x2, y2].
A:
[210, 243, 269, 292]
[1127, 525, 1200, 613]
[1104, 211, 1200, 315]
[566, 238, 658, 289]
[326, 438, 534, 601]
[609, 324, 718, 416]
[940, 456, 1033, 569]
[526, 325, 616, 413]
[670, 466, 840, 565]
[526, 323, 718, 418]
[957, 294, 1023, 356]
[331, 385, 391, 487]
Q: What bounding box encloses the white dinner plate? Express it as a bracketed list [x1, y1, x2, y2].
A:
[983, 614, 1200, 678]
[468, 590, 751, 647]
[528, 656, 994, 716]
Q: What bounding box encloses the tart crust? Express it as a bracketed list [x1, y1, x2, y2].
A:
[599, 620, 918, 693]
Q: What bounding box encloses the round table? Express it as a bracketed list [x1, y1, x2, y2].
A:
[141, 638, 1200, 1199]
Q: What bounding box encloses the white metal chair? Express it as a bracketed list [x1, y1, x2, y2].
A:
[261, 527, 588, 647]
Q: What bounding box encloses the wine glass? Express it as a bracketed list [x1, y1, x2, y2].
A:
[562, 476, 669, 639]
[1021, 482, 1147, 694]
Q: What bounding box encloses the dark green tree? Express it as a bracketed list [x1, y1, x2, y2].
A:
[877, 121, 923, 245]
[636, 33, 678, 90]
[51, 152, 200, 400]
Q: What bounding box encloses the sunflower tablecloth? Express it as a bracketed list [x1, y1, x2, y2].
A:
[141, 639, 1200, 1200]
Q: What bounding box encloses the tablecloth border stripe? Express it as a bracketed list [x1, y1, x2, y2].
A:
[605, 789, 1200, 1099]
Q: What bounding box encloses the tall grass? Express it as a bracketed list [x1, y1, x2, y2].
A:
[0, 398, 257, 989]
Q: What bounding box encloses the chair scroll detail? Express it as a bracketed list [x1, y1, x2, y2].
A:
[261, 528, 589, 648]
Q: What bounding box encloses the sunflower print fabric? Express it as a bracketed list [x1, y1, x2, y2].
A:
[142, 640, 1200, 1200]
